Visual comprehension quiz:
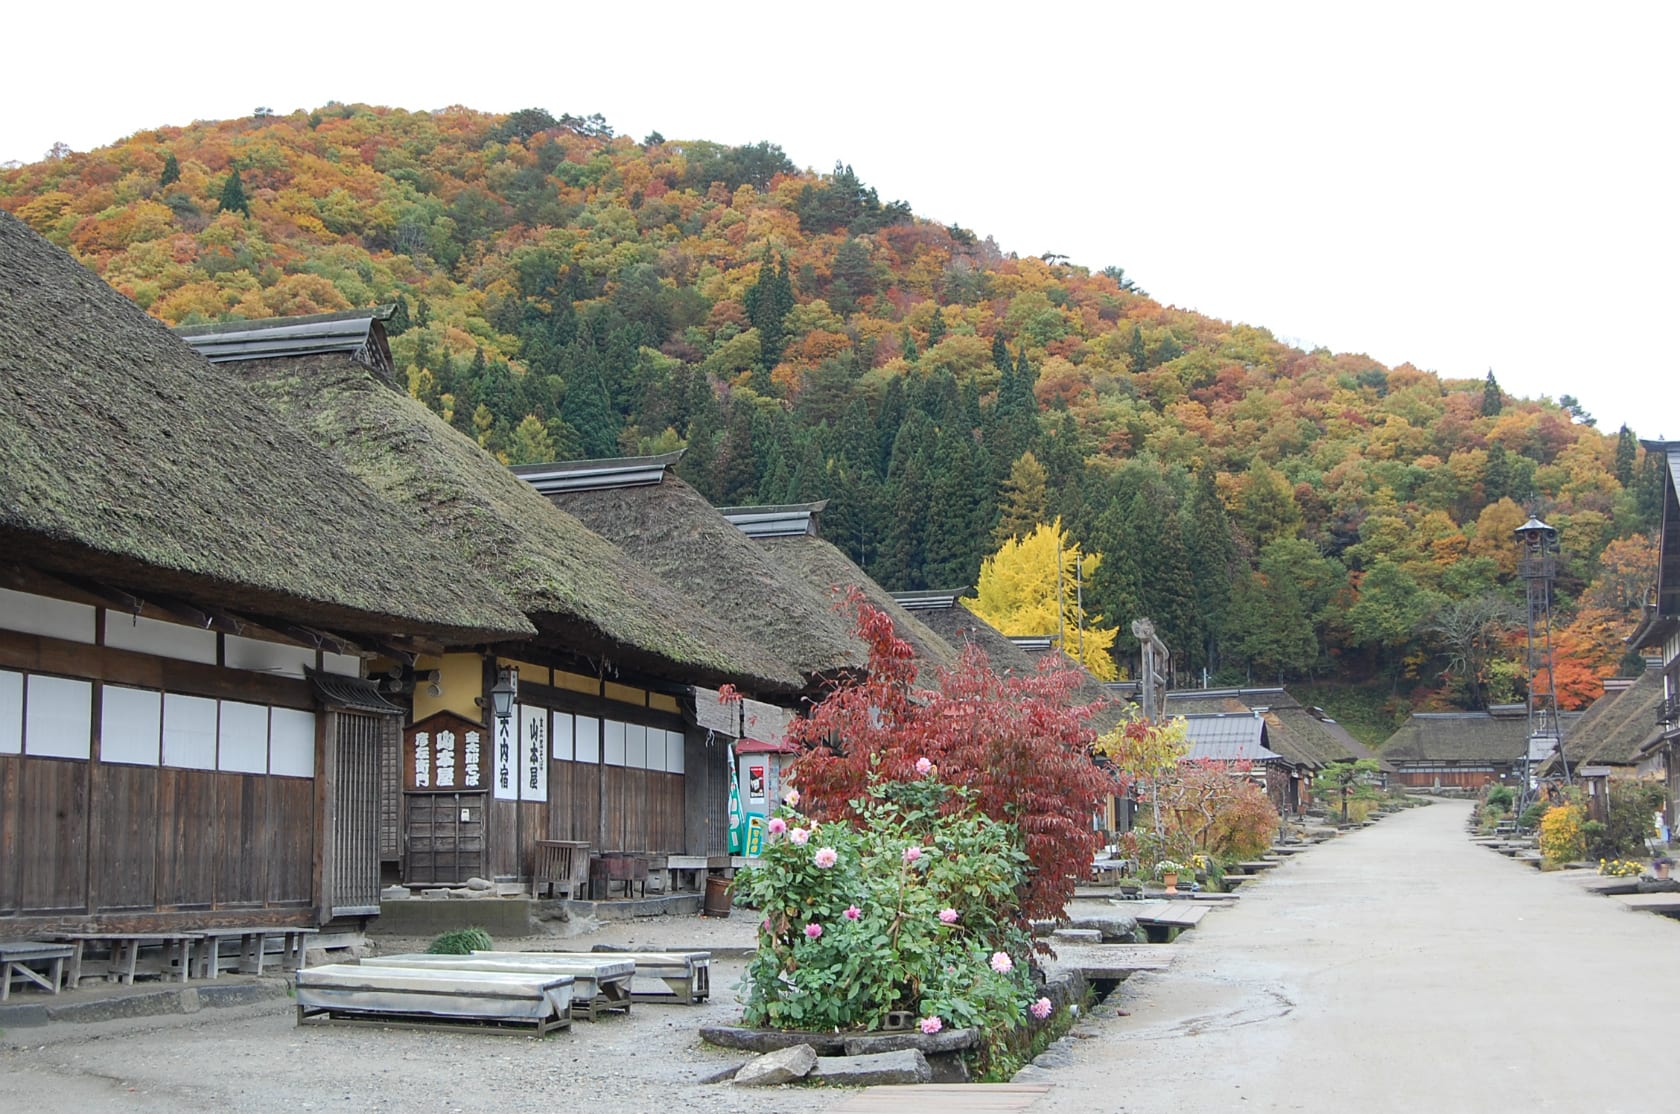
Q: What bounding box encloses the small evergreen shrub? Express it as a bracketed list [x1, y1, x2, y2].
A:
[427, 927, 494, 955]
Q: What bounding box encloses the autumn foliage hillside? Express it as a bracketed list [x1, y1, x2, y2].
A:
[1, 104, 1665, 716]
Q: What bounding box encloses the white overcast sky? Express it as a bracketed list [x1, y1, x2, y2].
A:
[5, 2, 1673, 436]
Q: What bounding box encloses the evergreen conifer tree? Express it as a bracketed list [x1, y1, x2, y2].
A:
[218, 168, 250, 216]
[1481, 369, 1503, 416]
[159, 151, 180, 188]
[1614, 424, 1638, 488]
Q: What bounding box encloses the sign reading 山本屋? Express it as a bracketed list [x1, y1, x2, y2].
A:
[405, 711, 487, 793]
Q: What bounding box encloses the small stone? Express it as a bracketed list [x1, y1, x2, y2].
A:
[698, 1062, 746, 1084]
[810, 1049, 931, 1086]
[1052, 928, 1103, 944]
[465, 877, 494, 891]
[421, 888, 450, 900]
[733, 1044, 818, 1087]
[380, 886, 410, 901]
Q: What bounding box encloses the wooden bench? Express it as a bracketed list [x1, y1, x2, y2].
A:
[665, 855, 708, 893]
[1, 941, 74, 1000]
[194, 926, 319, 979]
[52, 932, 200, 987]
[533, 840, 591, 900]
[371, 953, 634, 1020]
[296, 963, 573, 1036]
[524, 951, 710, 1004]
[590, 852, 648, 899]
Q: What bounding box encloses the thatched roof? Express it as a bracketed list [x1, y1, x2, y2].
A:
[1166, 688, 1380, 770]
[746, 533, 960, 675]
[519, 460, 865, 686]
[1567, 667, 1665, 767]
[227, 348, 798, 691]
[1380, 708, 1584, 764]
[0, 212, 530, 645]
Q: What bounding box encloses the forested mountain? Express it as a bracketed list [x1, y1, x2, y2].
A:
[3, 104, 1665, 727]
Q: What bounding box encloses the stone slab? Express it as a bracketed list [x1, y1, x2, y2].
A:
[702, 1024, 848, 1055]
[841, 1027, 979, 1055]
[811, 1048, 931, 1086]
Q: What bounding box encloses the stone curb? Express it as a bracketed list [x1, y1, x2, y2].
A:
[0, 979, 289, 1029]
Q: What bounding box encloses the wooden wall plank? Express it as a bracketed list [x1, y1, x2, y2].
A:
[488, 798, 519, 878]
[0, 755, 18, 914]
[91, 763, 158, 911]
[0, 630, 311, 710]
[18, 757, 88, 913]
[270, 776, 315, 906]
[157, 768, 215, 908]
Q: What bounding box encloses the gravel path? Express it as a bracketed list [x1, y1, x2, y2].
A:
[1032, 799, 1680, 1113]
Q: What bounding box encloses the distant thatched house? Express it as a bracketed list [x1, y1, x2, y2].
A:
[1379, 705, 1583, 790]
[516, 457, 869, 840]
[1629, 439, 1680, 818]
[0, 212, 531, 934]
[192, 314, 811, 883]
[1166, 687, 1382, 811]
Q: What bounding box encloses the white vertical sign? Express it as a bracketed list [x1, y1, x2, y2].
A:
[520, 705, 548, 802]
[493, 712, 517, 800]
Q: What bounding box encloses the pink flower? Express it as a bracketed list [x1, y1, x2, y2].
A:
[783, 788, 800, 807]
[767, 817, 787, 835]
[1031, 997, 1053, 1020]
[915, 756, 933, 776]
[990, 952, 1014, 974]
[902, 846, 922, 865]
[789, 827, 810, 846]
[919, 1015, 943, 1035]
[844, 904, 862, 920]
[938, 908, 958, 924]
[805, 923, 823, 940]
[814, 847, 838, 869]
[761, 918, 771, 932]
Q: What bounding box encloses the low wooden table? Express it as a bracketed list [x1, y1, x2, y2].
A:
[52, 932, 201, 987]
[1, 941, 74, 1000]
[194, 926, 319, 978]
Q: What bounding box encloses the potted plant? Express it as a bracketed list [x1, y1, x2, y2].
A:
[1156, 859, 1187, 895]
[1652, 855, 1674, 881]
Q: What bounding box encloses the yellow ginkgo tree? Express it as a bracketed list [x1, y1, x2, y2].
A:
[964, 518, 1120, 680]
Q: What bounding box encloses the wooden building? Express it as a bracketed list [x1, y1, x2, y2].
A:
[0, 214, 533, 936]
[195, 316, 839, 887]
[1166, 687, 1383, 811]
[1630, 439, 1680, 822]
[1380, 705, 1582, 790]
[514, 457, 870, 853]
[1549, 665, 1666, 822]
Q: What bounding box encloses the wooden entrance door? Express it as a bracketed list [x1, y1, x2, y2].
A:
[329, 711, 383, 916]
[404, 793, 486, 885]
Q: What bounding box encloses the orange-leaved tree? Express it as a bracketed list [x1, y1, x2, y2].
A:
[790, 595, 1113, 923]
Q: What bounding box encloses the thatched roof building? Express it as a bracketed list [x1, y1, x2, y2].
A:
[202, 320, 796, 691]
[1566, 666, 1665, 769]
[1164, 688, 1377, 771]
[518, 460, 865, 691]
[1380, 705, 1584, 788]
[0, 212, 527, 647]
[718, 504, 959, 675]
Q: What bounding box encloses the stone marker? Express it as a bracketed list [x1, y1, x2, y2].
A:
[733, 1044, 818, 1087]
[810, 1049, 931, 1086]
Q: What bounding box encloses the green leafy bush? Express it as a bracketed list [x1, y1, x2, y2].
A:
[426, 927, 494, 955]
[737, 774, 1034, 1062]
[1485, 786, 1515, 811]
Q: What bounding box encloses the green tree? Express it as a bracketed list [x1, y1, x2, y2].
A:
[994, 451, 1049, 545]
[1313, 759, 1382, 822]
[159, 151, 180, 188]
[1226, 569, 1318, 682]
[743, 252, 795, 377]
[1614, 424, 1638, 488]
[1481, 369, 1503, 417]
[1187, 468, 1238, 673]
[218, 168, 250, 216]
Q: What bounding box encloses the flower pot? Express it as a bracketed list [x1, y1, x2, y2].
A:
[1162, 872, 1179, 894]
[1657, 862, 1673, 881]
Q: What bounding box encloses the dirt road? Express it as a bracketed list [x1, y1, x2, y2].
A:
[1036, 799, 1676, 1113]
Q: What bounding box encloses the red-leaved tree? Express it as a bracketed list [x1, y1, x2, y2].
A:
[789, 595, 1114, 923]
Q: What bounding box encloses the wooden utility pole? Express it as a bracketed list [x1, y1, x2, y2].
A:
[1133, 618, 1170, 722]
